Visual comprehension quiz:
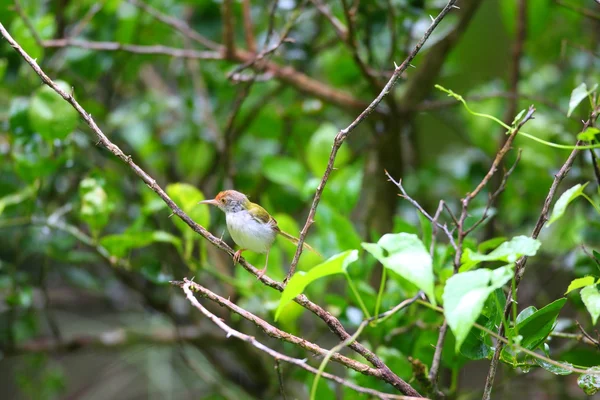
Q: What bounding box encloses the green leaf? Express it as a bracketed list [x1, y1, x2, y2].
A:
[565, 276, 596, 294]
[581, 285, 600, 325]
[460, 236, 541, 271]
[306, 123, 351, 176]
[478, 237, 507, 253]
[29, 81, 79, 141]
[274, 250, 358, 320]
[515, 306, 537, 325]
[443, 265, 514, 351]
[166, 183, 210, 238]
[568, 83, 597, 117]
[535, 358, 573, 376]
[100, 231, 182, 258]
[263, 156, 307, 193]
[79, 177, 114, 237]
[0, 181, 38, 215]
[577, 127, 600, 142]
[362, 233, 436, 305]
[509, 298, 567, 350]
[578, 366, 600, 396]
[547, 183, 589, 226]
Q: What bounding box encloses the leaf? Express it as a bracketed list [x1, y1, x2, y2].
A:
[263, 156, 307, 193]
[100, 231, 182, 258]
[515, 306, 537, 325]
[29, 81, 79, 141]
[581, 285, 600, 325]
[274, 250, 358, 320]
[460, 236, 541, 271]
[577, 127, 600, 142]
[443, 265, 514, 351]
[166, 183, 210, 239]
[568, 83, 597, 117]
[547, 183, 589, 226]
[535, 358, 573, 376]
[509, 298, 567, 350]
[0, 181, 38, 215]
[362, 233, 436, 306]
[79, 177, 114, 237]
[578, 366, 600, 396]
[306, 123, 351, 176]
[565, 276, 596, 294]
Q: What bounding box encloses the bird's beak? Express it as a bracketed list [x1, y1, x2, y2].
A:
[198, 199, 219, 206]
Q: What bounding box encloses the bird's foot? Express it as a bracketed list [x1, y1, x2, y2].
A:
[256, 267, 267, 280]
[233, 249, 245, 265]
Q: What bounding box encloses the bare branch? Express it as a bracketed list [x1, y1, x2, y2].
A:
[222, 0, 236, 57]
[241, 0, 257, 53]
[13, 0, 43, 48]
[310, 0, 349, 41]
[179, 279, 421, 400]
[286, 0, 461, 282]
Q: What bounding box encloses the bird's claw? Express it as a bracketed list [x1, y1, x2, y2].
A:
[256, 268, 267, 280]
[233, 249, 244, 265]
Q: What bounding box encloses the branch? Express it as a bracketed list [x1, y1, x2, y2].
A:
[43, 38, 223, 59]
[179, 279, 422, 400]
[483, 114, 598, 399]
[241, 0, 257, 53]
[555, 0, 600, 21]
[310, 0, 348, 41]
[13, 0, 43, 48]
[129, 0, 370, 112]
[222, 0, 236, 57]
[286, 0, 461, 282]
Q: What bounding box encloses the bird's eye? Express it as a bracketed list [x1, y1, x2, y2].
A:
[220, 198, 226, 203]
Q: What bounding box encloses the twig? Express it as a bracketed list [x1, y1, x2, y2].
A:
[428, 321, 447, 391]
[222, 0, 236, 58]
[43, 38, 223, 59]
[310, 0, 348, 41]
[180, 280, 420, 400]
[241, 0, 257, 53]
[0, 21, 420, 397]
[575, 321, 600, 350]
[13, 0, 43, 48]
[555, 0, 600, 21]
[385, 172, 457, 251]
[482, 114, 597, 399]
[286, 0, 460, 283]
[275, 359, 287, 400]
[589, 147, 600, 186]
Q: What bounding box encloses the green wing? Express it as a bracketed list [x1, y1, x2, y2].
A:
[247, 202, 278, 227]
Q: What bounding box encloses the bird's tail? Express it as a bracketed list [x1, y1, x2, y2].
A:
[277, 230, 321, 257]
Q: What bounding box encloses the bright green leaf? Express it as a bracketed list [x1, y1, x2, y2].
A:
[100, 231, 182, 258]
[577, 127, 600, 142]
[263, 156, 307, 193]
[581, 285, 600, 325]
[443, 265, 513, 351]
[578, 366, 600, 396]
[166, 183, 210, 239]
[515, 306, 537, 325]
[565, 276, 596, 294]
[568, 83, 597, 117]
[306, 123, 351, 177]
[460, 236, 541, 271]
[547, 183, 589, 226]
[29, 81, 79, 141]
[79, 177, 114, 237]
[362, 233, 436, 305]
[0, 181, 38, 215]
[274, 250, 358, 320]
[509, 298, 567, 351]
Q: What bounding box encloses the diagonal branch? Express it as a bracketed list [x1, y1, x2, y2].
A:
[0, 23, 419, 397]
[286, 0, 461, 283]
[179, 279, 422, 400]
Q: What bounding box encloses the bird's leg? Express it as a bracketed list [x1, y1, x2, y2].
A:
[233, 248, 246, 265]
[256, 250, 270, 279]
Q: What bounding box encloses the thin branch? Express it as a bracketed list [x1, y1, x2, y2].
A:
[575, 321, 600, 350]
[555, 0, 600, 21]
[483, 115, 598, 398]
[179, 279, 421, 400]
[275, 359, 287, 400]
[127, 0, 220, 50]
[13, 0, 43, 48]
[310, 0, 349, 41]
[222, 0, 236, 57]
[588, 147, 600, 186]
[286, 0, 460, 283]
[241, 0, 257, 53]
[0, 21, 421, 397]
[43, 38, 223, 59]
[428, 321, 447, 390]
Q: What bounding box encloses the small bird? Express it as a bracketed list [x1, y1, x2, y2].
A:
[199, 190, 318, 278]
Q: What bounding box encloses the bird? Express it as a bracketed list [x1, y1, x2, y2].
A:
[198, 190, 318, 278]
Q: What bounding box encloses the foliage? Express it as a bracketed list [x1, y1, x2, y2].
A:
[1, 0, 600, 399]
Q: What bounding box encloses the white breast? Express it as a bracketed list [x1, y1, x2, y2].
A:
[226, 211, 277, 253]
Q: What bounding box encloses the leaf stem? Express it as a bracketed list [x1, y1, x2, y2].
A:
[373, 267, 387, 322]
[345, 273, 371, 319]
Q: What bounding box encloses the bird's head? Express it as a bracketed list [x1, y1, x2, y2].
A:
[199, 190, 249, 213]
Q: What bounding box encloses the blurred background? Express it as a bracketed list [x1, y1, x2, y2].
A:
[1, 0, 599, 399]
